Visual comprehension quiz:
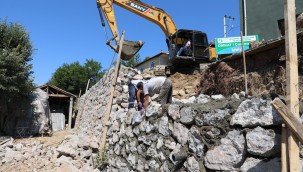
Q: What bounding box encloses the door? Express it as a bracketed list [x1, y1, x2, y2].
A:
[51, 111, 65, 131]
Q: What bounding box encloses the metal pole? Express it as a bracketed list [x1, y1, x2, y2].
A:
[224, 15, 235, 37]
[68, 97, 73, 129]
[243, 0, 247, 36]
[224, 15, 227, 37]
[240, 31, 248, 95]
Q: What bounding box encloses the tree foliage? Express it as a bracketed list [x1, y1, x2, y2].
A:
[144, 56, 150, 61]
[121, 54, 141, 67]
[0, 19, 34, 98]
[49, 59, 104, 95]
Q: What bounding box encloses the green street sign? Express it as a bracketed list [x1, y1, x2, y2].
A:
[215, 35, 259, 55]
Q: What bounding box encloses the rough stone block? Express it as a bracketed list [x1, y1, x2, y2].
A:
[172, 122, 189, 145]
[246, 126, 281, 157]
[204, 130, 245, 171]
[230, 98, 282, 127]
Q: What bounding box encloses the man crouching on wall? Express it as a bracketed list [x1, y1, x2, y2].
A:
[137, 76, 173, 111]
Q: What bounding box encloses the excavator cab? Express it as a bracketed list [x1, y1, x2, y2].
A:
[168, 29, 210, 67]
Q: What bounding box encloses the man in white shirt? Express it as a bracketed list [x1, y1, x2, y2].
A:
[137, 77, 173, 109]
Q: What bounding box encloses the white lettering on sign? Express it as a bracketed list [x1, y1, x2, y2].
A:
[128, 2, 147, 12]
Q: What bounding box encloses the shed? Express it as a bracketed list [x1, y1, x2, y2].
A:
[37, 83, 77, 131]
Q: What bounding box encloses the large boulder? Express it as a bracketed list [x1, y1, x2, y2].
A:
[158, 116, 171, 136]
[168, 104, 180, 120]
[230, 98, 282, 127]
[188, 127, 204, 157]
[204, 130, 246, 171]
[240, 157, 281, 172]
[180, 107, 196, 125]
[172, 122, 189, 145]
[186, 156, 200, 172]
[246, 126, 281, 157]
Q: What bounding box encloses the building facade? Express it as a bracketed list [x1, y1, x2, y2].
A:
[135, 52, 169, 72]
[239, 0, 303, 40]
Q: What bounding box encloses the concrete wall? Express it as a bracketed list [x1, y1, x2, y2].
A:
[239, 0, 303, 40]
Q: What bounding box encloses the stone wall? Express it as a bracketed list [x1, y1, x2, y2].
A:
[75, 65, 295, 171]
[2, 65, 301, 171]
[75, 65, 138, 141]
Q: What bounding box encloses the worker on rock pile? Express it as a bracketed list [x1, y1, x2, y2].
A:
[137, 76, 173, 111]
[128, 79, 145, 110]
[135, 82, 145, 111]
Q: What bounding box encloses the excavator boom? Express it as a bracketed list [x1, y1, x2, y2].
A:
[97, 0, 178, 60]
[97, 0, 213, 71]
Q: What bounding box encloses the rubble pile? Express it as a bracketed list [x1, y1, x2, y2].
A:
[0, 135, 99, 172]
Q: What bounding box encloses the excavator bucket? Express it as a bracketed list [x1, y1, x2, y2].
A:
[121, 40, 144, 60]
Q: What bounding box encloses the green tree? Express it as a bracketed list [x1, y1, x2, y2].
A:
[84, 59, 104, 86]
[121, 54, 141, 67]
[144, 56, 150, 61]
[49, 59, 104, 95]
[0, 19, 34, 98]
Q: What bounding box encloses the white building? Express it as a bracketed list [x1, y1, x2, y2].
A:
[135, 52, 169, 72]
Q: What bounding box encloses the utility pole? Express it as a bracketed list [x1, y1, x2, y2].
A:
[223, 15, 235, 37]
[243, 0, 247, 36]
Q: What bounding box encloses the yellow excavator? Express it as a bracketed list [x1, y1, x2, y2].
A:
[97, 0, 215, 72]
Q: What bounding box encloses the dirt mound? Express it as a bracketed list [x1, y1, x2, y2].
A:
[200, 32, 303, 100]
[169, 72, 202, 99]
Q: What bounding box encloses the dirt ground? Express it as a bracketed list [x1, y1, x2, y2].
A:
[14, 130, 71, 147]
[149, 32, 303, 101]
[169, 72, 202, 99]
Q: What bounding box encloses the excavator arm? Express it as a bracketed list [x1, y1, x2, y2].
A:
[97, 0, 178, 60]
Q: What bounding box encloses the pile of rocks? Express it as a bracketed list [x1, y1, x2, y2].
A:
[0, 134, 99, 172]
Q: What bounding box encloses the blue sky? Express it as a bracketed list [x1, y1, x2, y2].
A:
[0, 0, 240, 85]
